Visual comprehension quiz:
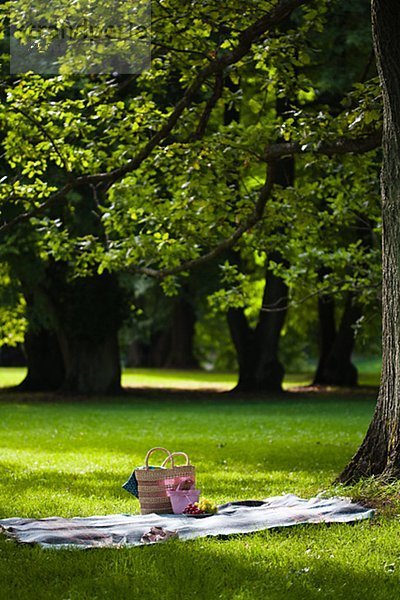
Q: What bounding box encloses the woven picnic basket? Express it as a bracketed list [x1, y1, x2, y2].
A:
[135, 447, 196, 515]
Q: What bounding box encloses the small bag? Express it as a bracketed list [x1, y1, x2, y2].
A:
[134, 447, 196, 515]
[167, 478, 200, 514]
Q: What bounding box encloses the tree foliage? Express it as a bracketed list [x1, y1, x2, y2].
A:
[0, 0, 383, 389]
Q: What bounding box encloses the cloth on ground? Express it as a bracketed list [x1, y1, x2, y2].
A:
[0, 494, 374, 549]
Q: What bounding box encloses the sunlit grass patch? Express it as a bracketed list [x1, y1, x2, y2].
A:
[1, 391, 398, 599]
[0, 364, 381, 392]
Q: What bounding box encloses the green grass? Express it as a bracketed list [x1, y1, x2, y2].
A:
[1, 379, 399, 600]
[0, 362, 381, 392]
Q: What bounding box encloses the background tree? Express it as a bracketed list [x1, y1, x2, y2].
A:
[0, 0, 382, 395]
[0, 0, 316, 394]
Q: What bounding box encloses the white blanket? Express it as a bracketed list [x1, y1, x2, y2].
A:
[0, 494, 374, 549]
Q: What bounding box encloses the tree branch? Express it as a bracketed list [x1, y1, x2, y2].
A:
[0, 0, 309, 235]
[0, 183, 73, 236]
[260, 279, 381, 313]
[130, 161, 277, 279]
[76, 0, 311, 187]
[190, 72, 224, 141]
[263, 129, 382, 161]
[13, 107, 72, 174]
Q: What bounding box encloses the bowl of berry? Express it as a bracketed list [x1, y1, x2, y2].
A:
[183, 498, 218, 517]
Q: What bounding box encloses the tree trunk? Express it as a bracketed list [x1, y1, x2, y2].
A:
[253, 253, 288, 390]
[0, 344, 26, 367]
[124, 293, 199, 369]
[18, 327, 65, 392]
[226, 135, 293, 393]
[163, 296, 199, 369]
[58, 331, 121, 394]
[18, 268, 123, 395]
[227, 307, 258, 391]
[339, 0, 400, 481]
[49, 271, 123, 395]
[313, 292, 336, 383]
[13, 277, 65, 392]
[313, 293, 360, 386]
[228, 252, 288, 393]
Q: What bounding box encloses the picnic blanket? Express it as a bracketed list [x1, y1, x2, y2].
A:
[0, 494, 374, 549]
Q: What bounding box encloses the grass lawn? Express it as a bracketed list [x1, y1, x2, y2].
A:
[0, 360, 381, 392]
[2, 366, 398, 600]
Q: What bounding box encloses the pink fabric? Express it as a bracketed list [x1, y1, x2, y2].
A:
[166, 478, 200, 513]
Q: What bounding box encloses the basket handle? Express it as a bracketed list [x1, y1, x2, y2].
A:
[145, 447, 172, 469]
[161, 451, 191, 468]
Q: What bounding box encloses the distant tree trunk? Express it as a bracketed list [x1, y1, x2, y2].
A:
[340, 0, 400, 481]
[228, 251, 288, 392]
[313, 292, 336, 383]
[228, 307, 258, 391]
[124, 293, 199, 369]
[126, 331, 170, 368]
[314, 293, 360, 386]
[18, 327, 64, 391]
[227, 143, 293, 393]
[163, 296, 199, 369]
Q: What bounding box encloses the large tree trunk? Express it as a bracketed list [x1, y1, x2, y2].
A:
[58, 331, 121, 394]
[0, 344, 26, 367]
[228, 252, 288, 393]
[313, 293, 360, 386]
[14, 277, 66, 392]
[18, 327, 65, 392]
[50, 271, 123, 395]
[339, 0, 400, 481]
[18, 267, 123, 395]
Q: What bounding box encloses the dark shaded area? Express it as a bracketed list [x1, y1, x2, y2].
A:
[126, 294, 199, 370]
[313, 292, 360, 387]
[0, 344, 26, 367]
[0, 383, 379, 406]
[18, 328, 64, 392]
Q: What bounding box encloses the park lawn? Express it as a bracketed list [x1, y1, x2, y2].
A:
[0, 364, 381, 391]
[1, 386, 400, 600]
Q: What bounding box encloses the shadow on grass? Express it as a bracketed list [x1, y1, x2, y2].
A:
[0, 442, 359, 518]
[0, 524, 397, 600]
[0, 384, 379, 405]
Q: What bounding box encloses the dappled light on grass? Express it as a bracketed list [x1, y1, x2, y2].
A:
[0, 395, 374, 518]
[0, 390, 393, 600]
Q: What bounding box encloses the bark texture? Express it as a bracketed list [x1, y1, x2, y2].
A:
[339, 0, 400, 481]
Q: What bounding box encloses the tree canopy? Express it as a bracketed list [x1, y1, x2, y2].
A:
[0, 0, 383, 395]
